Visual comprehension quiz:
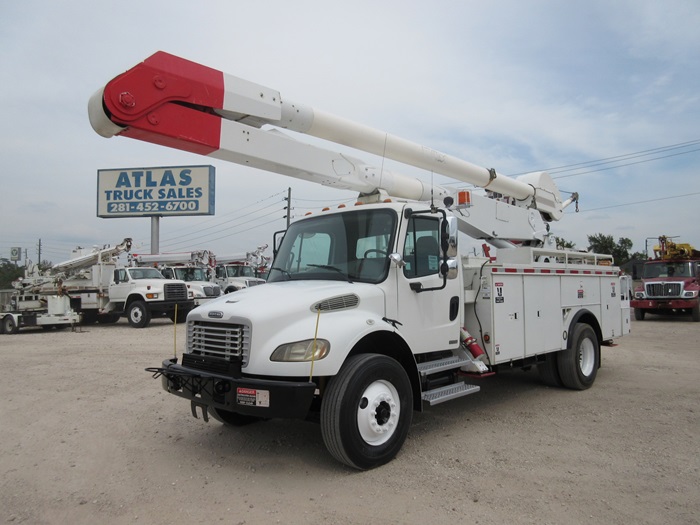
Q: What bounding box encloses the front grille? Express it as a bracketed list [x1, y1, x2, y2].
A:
[203, 285, 221, 297]
[164, 282, 189, 301]
[187, 320, 250, 365]
[646, 282, 682, 298]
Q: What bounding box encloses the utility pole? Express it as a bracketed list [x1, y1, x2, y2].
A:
[284, 187, 292, 228]
[37, 238, 42, 266]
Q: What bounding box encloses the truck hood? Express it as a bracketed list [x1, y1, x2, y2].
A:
[191, 280, 386, 323]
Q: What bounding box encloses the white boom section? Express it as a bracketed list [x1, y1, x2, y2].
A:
[51, 238, 132, 274]
[89, 52, 575, 244]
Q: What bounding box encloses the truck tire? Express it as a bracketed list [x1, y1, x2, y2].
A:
[692, 301, 700, 322]
[537, 353, 562, 387]
[127, 301, 151, 328]
[97, 314, 121, 324]
[168, 309, 188, 323]
[2, 315, 19, 335]
[321, 354, 413, 470]
[558, 323, 599, 390]
[634, 308, 645, 321]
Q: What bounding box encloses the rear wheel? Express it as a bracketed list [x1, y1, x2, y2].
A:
[537, 352, 562, 387]
[321, 354, 413, 470]
[97, 314, 120, 324]
[168, 308, 189, 324]
[127, 301, 151, 328]
[558, 323, 599, 390]
[634, 308, 646, 321]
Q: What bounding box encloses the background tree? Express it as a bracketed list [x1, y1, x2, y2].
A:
[555, 237, 576, 249]
[587, 234, 633, 265]
[0, 259, 24, 289]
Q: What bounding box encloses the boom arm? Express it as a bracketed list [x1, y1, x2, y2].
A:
[89, 52, 573, 243]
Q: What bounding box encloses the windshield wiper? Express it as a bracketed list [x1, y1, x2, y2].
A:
[307, 264, 353, 283]
[269, 266, 292, 280]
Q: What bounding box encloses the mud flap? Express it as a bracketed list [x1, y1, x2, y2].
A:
[190, 400, 209, 422]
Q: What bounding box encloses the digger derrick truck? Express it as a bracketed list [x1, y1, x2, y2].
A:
[11, 238, 195, 328]
[89, 51, 630, 469]
[631, 236, 700, 322]
[1, 260, 81, 334]
[131, 251, 221, 306]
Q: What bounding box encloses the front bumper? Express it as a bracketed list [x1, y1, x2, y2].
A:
[631, 299, 696, 310]
[148, 357, 317, 419]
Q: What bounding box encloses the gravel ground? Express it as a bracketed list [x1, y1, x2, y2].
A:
[1, 315, 698, 524]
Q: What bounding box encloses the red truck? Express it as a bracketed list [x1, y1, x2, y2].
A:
[631, 236, 700, 321]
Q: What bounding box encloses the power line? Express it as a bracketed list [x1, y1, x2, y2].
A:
[571, 191, 700, 212]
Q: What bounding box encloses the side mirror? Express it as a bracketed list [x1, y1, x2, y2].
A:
[441, 258, 459, 280]
[441, 216, 458, 257]
[389, 253, 406, 268]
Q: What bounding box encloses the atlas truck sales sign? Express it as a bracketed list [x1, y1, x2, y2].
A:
[97, 165, 215, 218]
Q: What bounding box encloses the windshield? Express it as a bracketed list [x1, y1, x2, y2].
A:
[173, 267, 207, 281]
[128, 268, 164, 280]
[225, 265, 254, 277]
[643, 261, 696, 279]
[268, 208, 396, 284]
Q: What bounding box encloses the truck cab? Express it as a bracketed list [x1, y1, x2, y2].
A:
[109, 267, 194, 327]
[632, 259, 700, 321]
[159, 265, 221, 305]
[215, 263, 265, 294]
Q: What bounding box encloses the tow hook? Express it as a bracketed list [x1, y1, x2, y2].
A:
[191, 400, 209, 422]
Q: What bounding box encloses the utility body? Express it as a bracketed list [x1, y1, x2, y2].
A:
[132, 251, 221, 306]
[90, 52, 630, 468]
[7, 238, 195, 329]
[631, 236, 700, 321]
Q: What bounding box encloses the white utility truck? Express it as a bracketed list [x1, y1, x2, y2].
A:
[1, 266, 81, 334]
[89, 51, 630, 469]
[132, 251, 221, 305]
[213, 252, 267, 294]
[10, 238, 195, 328]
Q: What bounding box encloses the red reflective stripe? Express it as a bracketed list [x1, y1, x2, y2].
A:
[524, 268, 535, 273]
[540, 269, 551, 273]
[505, 268, 517, 273]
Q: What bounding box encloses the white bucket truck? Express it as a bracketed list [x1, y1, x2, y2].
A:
[90, 52, 630, 468]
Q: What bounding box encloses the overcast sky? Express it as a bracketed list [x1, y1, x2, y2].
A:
[1, 0, 699, 264]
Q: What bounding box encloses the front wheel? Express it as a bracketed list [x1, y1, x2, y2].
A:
[558, 323, 599, 390]
[127, 301, 151, 328]
[692, 301, 700, 322]
[321, 354, 413, 470]
[634, 308, 646, 321]
[2, 315, 19, 334]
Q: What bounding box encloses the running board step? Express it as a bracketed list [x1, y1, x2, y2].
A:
[422, 382, 480, 406]
[417, 354, 472, 377]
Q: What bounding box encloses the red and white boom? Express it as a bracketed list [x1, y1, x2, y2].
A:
[89, 52, 576, 244]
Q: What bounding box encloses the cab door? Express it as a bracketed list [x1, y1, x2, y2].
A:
[391, 212, 462, 354]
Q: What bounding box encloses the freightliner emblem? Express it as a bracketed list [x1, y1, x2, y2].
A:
[208, 311, 224, 318]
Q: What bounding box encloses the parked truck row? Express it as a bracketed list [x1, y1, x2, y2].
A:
[1, 240, 269, 333]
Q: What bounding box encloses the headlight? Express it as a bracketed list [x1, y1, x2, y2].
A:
[683, 290, 699, 298]
[271, 339, 330, 362]
[146, 292, 159, 299]
[634, 291, 645, 299]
